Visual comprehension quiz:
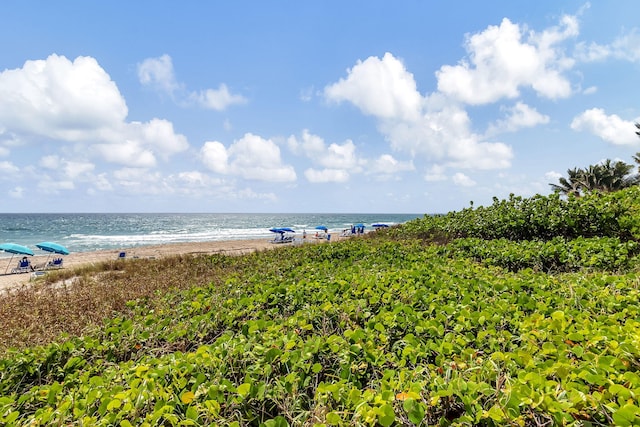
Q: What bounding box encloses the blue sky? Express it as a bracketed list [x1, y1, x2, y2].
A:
[0, 1, 638, 214]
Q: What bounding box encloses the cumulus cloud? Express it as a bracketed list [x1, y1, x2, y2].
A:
[570, 108, 639, 145]
[452, 172, 476, 187]
[485, 102, 550, 136]
[132, 118, 189, 160]
[137, 54, 181, 95]
[201, 133, 296, 182]
[190, 84, 247, 111]
[436, 16, 576, 104]
[369, 154, 414, 175]
[0, 54, 128, 140]
[288, 130, 365, 183]
[324, 52, 422, 121]
[94, 140, 157, 168]
[0, 54, 189, 170]
[324, 53, 513, 171]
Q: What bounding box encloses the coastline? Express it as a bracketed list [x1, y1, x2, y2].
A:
[0, 236, 335, 292]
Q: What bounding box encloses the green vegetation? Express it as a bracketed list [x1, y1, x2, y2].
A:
[2, 188, 640, 426]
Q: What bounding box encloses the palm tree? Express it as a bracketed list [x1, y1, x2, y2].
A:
[550, 160, 639, 196]
[593, 159, 638, 192]
[550, 167, 586, 196]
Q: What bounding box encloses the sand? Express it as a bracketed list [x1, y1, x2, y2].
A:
[0, 237, 335, 292]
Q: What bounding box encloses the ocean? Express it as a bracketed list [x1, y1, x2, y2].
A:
[0, 213, 422, 256]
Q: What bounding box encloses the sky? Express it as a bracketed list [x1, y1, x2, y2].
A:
[0, 1, 639, 214]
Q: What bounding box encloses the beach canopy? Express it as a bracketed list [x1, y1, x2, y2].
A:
[1, 243, 34, 274]
[269, 227, 295, 234]
[315, 225, 328, 231]
[36, 242, 70, 255]
[0, 243, 34, 256]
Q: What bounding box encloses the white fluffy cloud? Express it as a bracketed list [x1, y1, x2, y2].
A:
[436, 16, 577, 104]
[0, 54, 128, 139]
[288, 130, 365, 183]
[201, 133, 296, 182]
[571, 108, 639, 145]
[137, 54, 181, 95]
[0, 54, 189, 169]
[324, 53, 513, 171]
[485, 102, 550, 136]
[325, 52, 421, 121]
[452, 172, 476, 187]
[369, 154, 414, 175]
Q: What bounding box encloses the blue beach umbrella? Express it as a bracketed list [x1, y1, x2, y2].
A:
[372, 223, 389, 228]
[0, 243, 34, 274]
[36, 241, 70, 268]
[36, 242, 70, 255]
[315, 225, 328, 231]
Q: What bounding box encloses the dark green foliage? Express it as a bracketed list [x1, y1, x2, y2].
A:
[392, 186, 640, 242]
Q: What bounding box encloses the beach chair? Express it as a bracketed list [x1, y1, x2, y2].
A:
[47, 258, 64, 269]
[118, 251, 126, 259]
[11, 259, 32, 274]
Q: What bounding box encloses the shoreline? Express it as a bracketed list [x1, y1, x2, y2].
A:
[0, 235, 342, 292]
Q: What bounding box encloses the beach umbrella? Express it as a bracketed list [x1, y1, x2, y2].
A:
[315, 225, 328, 231]
[0, 243, 34, 274]
[36, 242, 70, 255]
[36, 241, 70, 268]
[372, 223, 389, 228]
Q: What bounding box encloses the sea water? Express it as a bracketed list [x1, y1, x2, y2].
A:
[0, 213, 422, 255]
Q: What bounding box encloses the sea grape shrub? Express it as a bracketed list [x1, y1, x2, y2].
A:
[3, 227, 640, 424]
[394, 186, 640, 242]
[449, 236, 640, 273]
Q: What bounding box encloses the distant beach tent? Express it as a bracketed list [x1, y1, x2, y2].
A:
[0, 243, 34, 274]
[269, 227, 295, 243]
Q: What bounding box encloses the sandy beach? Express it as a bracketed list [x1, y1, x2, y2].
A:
[0, 237, 332, 292]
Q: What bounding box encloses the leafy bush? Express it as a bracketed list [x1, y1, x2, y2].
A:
[448, 236, 640, 272]
[2, 239, 640, 425]
[392, 187, 640, 242]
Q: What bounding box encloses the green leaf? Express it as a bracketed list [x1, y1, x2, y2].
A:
[377, 404, 395, 427]
[237, 383, 251, 397]
[326, 412, 341, 425]
[613, 404, 639, 427]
